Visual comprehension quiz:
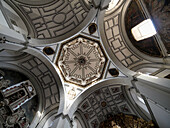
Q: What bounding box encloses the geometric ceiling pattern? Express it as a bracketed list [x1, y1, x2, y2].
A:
[8, 0, 93, 44]
[57, 36, 107, 87]
[20, 55, 60, 109]
[78, 85, 133, 128]
[0, 0, 170, 127]
[104, 13, 142, 68]
[102, 0, 169, 70]
[0, 51, 61, 128]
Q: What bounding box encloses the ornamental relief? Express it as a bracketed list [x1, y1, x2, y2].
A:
[57, 37, 107, 87]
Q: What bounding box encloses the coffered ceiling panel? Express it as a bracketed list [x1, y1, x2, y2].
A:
[6, 0, 97, 45]
[77, 85, 134, 128]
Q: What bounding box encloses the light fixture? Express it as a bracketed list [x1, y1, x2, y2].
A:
[131, 19, 157, 41]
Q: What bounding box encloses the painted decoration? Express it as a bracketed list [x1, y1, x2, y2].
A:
[0, 69, 39, 127]
[57, 36, 107, 87]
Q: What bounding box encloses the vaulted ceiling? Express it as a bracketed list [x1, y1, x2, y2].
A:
[0, 0, 170, 128]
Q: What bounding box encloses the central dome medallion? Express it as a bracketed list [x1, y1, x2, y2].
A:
[57, 36, 107, 87]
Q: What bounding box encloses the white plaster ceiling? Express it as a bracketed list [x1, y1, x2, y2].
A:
[57, 36, 107, 87]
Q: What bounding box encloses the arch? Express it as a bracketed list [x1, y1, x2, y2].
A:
[0, 42, 65, 127]
[98, 0, 170, 75]
[121, 0, 169, 63]
[5, 0, 98, 46]
[64, 78, 150, 128]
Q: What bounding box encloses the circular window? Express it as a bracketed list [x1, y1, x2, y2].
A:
[125, 1, 162, 57]
[43, 47, 55, 55]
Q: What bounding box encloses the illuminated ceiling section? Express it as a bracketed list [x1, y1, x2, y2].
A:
[57, 36, 107, 87]
[125, 0, 162, 57]
[107, 0, 119, 11]
[131, 19, 157, 41]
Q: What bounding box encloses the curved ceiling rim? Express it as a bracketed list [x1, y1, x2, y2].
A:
[12, 0, 56, 6]
[28, 8, 98, 46]
[5, 0, 98, 46]
[13, 0, 91, 8]
[73, 111, 89, 128]
[120, 0, 169, 64]
[98, 9, 136, 77]
[0, 42, 65, 114]
[122, 86, 151, 121]
[4, 0, 37, 38]
[0, 62, 43, 127]
[38, 110, 64, 128]
[0, 50, 28, 61]
[130, 63, 170, 72]
[72, 85, 151, 122]
[64, 78, 132, 118]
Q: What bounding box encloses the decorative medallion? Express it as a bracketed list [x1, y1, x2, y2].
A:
[67, 87, 76, 100]
[57, 36, 107, 87]
[101, 101, 107, 107]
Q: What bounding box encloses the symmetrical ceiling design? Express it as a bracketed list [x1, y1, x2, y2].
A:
[0, 0, 170, 127]
[57, 36, 107, 87]
[7, 0, 95, 44]
[78, 85, 133, 128]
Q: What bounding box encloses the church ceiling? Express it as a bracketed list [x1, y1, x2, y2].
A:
[19, 55, 60, 109]
[143, 0, 170, 54]
[0, 0, 169, 127]
[101, 0, 170, 72]
[78, 85, 134, 128]
[103, 9, 142, 68]
[0, 49, 63, 127]
[125, 0, 162, 57]
[7, 0, 96, 45]
[57, 36, 107, 87]
[0, 69, 38, 127]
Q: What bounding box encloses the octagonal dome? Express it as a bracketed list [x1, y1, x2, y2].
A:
[57, 36, 107, 87]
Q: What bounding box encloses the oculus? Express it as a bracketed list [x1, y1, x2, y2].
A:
[57, 36, 107, 87]
[125, 0, 162, 57]
[108, 68, 119, 77]
[43, 47, 55, 55]
[88, 23, 97, 35]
